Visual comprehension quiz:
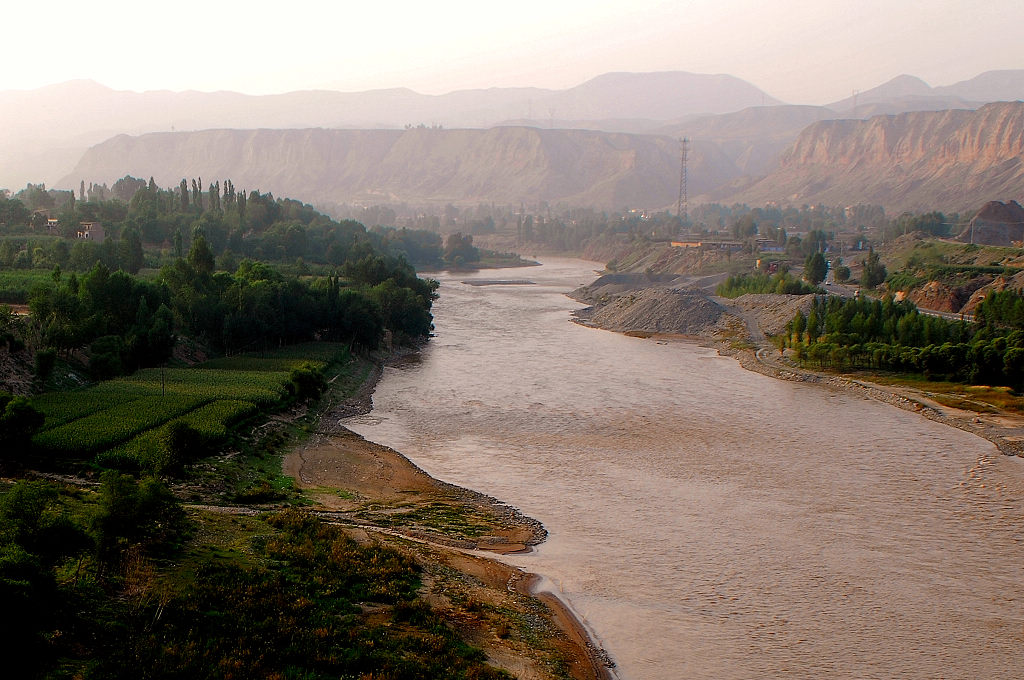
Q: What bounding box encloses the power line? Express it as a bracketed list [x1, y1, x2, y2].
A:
[677, 137, 689, 226]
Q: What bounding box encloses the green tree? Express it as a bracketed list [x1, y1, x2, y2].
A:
[92, 472, 187, 568]
[804, 252, 827, 285]
[121, 226, 145, 274]
[0, 394, 44, 469]
[187, 234, 215, 275]
[443, 232, 479, 265]
[860, 247, 887, 288]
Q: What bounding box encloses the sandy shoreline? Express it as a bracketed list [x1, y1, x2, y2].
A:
[283, 352, 616, 680]
[716, 342, 1024, 458]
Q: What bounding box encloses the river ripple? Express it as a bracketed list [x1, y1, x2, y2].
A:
[346, 258, 1024, 680]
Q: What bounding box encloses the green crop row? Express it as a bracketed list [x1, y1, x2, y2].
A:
[179, 399, 258, 437]
[100, 399, 258, 470]
[199, 356, 327, 373]
[33, 395, 208, 455]
[31, 391, 143, 431]
[87, 368, 291, 406]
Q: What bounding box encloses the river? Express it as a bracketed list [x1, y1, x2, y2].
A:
[345, 258, 1024, 680]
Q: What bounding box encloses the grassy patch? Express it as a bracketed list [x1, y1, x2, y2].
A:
[171, 510, 270, 580]
[855, 372, 1024, 413]
[927, 394, 999, 413]
[357, 501, 499, 540]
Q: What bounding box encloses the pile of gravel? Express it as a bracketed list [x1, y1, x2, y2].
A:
[727, 293, 815, 336]
[580, 287, 724, 335]
[569, 273, 685, 304]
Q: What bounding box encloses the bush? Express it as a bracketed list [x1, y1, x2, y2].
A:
[289, 363, 326, 401]
[34, 348, 56, 381]
[89, 335, 124, 379]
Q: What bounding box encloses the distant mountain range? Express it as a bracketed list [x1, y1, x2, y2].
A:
[6, 69, 1024, 213]
[0, 71, 776, 190]
[62, 127, 736, 210]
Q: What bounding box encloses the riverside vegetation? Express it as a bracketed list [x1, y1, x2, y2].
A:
[0, 181, 591, 679]
[777, 290, 1024, 390]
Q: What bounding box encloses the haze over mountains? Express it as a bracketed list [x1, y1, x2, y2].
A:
[2, 71, 775, 189]
[6, 69, 1024, 214]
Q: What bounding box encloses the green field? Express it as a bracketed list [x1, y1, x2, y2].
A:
[33, 394, 207, 455]
[0, 269, 55, 303]
[30, 342, 350, 470]
[103, 367, 292, 405]
[101, 399, 259, 470]
[31, 390, 143, 430]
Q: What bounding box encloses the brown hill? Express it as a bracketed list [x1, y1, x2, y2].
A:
[62, 127, 739, 210]
[730, 102, 1024, 212]
[956, 200, 1024, 246]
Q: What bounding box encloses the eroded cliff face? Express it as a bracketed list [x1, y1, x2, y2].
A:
[63, 126, 739, 210]
[733, 102, 1024, 212]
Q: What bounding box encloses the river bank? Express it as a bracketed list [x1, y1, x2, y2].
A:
[569, 275, 1024, 458]
[283, 351, 616, 680]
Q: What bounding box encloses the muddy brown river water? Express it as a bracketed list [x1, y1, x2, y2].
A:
[345, 258, 1024, 680]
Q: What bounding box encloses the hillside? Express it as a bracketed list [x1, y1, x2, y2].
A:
[659, 104, 837, 177]
[0, 71, 778, 189]
[62, 126, 742, 210]
[730, 102, 1024, 212]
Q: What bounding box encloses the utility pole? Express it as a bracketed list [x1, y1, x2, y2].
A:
[677, 137, 689, 229]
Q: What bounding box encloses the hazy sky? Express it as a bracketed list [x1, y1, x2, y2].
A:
[4, 0, 1021, 104]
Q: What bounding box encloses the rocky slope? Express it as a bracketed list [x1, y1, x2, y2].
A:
[731, 101, 1024, 212]
[62, 126, 738, 210]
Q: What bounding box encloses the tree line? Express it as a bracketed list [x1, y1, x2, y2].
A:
[780, 293, 1024, 388]
[24, 236, 436, 380]
[1, 177, 453, 274]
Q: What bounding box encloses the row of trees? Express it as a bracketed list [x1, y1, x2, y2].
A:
[29, 263, 175, 377]
[25, 237, 436, 378]
[780, 294, 1024, 388]
[3, 179, 443, 378]
[716, 271, 819, 297]
[2, 177, 451, 274]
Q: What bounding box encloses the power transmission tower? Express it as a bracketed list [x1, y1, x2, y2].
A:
[676, 137, 689, 228]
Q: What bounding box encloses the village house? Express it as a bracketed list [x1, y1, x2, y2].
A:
[76, 222, 105, 243]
